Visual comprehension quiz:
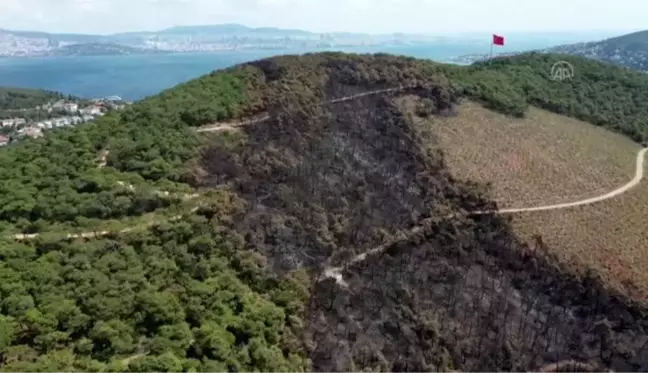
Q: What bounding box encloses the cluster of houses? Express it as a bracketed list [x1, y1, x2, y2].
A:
[0, 96, 130, 147]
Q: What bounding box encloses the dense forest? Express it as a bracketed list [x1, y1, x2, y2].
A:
[0, 86, 84, 120]
[455, 53, 648, 142]
[0, 87, 69, 110]
[1, 52, 648, 371]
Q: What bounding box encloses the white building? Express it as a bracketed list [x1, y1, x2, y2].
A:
[26, 127, 43, 138]
[18, 126, 42, 138]
[1, 118, 27, 127]
[63, 103, 78, 113]
[87, 106, 103, 115]
[52, 100, 65, 110]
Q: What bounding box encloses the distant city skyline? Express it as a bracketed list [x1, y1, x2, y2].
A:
[1, 0, 645, 35]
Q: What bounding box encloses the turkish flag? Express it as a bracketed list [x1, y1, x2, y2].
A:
[493, 34, 505, 46]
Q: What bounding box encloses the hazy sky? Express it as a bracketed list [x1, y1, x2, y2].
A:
[0, 0, 645, 35]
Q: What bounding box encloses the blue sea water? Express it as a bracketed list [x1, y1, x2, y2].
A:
[0, 50, 278, 101]
[0, 43, 495, 101]
[0, 37, 588, 101]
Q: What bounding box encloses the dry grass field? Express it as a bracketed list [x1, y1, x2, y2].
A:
[403, 99, 648, 300]
[417, 100, 639, 208]
[510, 179, 648, 299]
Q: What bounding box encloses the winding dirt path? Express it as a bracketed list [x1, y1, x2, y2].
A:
[323, 147, 648, 285]
[536, 360, 610, 372]
[194, 86, 411, 133]
[13, 89, 408, 241]
[11, 205, 201, 241]
[11, 147, 200, 241]
[472, 147, 647, 215]
[9, 85, 648, 281]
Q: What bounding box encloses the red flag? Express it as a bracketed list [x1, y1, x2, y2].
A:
[492, 34, 505, 46]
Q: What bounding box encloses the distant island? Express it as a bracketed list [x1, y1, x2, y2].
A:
[0, 24, 450, 57]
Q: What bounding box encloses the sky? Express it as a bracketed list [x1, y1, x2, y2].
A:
[0, 0, 646, 35]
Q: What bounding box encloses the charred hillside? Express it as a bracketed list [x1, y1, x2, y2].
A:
[198, 53, 648, 372]
[200, 77, 486, 273]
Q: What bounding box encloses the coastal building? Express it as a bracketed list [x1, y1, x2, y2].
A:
[18, 126, 43, 138]
[63, 103, 79, 113]
[25, 127, 43, 138]
[52, 100, 66, 111]
[1, 118, 27, 127]
[81, 106, 103, 116]
[53, 118, 67, 127]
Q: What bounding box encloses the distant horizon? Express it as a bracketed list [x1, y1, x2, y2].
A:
[1, 23, 642, 38]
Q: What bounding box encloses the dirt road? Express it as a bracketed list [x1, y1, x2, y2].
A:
[324, 147, 648, 285]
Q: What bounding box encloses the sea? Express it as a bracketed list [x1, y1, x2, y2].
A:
[0, 33, 616, 101]
[0, 45, 478, 101]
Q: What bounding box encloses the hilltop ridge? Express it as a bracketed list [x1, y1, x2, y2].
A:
[544, 29, 648, 72]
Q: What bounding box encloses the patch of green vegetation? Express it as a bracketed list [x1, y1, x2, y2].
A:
[142, 65, 267, 127]
[0, 66, 262, 230]
[454, 52, 648, 142]
[0, 193, 308, 372]
[0, 86, 72, 113]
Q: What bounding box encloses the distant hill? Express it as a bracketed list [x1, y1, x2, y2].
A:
[49, 42, 158, 56]
[544, 29, 648, 72]
[155, 24, 314, 37]
[0, 24, 448, 57]
[450, 30, 648, 73]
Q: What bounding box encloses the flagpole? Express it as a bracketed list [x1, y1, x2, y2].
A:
[489, 38, 493, 65]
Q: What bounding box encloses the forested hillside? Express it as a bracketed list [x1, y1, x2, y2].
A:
[545, 30, 648, 73]
[451, 52, 648, 142]
[0, 87, 70, 111]
[1, 52, 648, 371]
